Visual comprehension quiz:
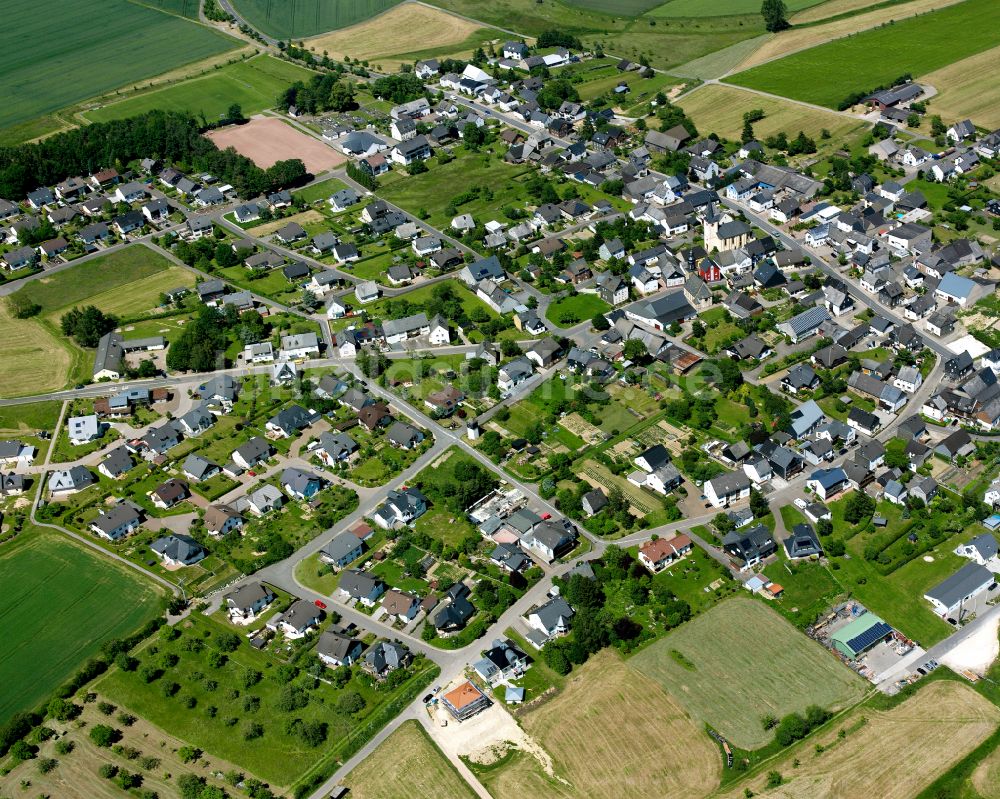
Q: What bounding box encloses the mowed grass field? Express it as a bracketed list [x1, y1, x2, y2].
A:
[720, 680, 999, 799]
[0, 529, 164, 724]
[1, 0, 239, 129]
[344, 720, 475, 799]
[563, 0, 666, 14]
[678, 84, 865, 143]
[631, 598, 866, 749]
[84, 55, 318, 124]
[230, 0, 404, 39]
[0, 246, 194, 396]
[650, 0, 824, 17]
[919, 44, 1000, 129]
[728, 0, 1000, 107]
[305, 4, 496, 70]
[482, 650, 719, 799]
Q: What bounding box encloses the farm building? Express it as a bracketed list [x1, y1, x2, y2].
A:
[831, 612, 893, 659]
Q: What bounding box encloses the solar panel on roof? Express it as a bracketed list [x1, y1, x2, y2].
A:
[845, 621, 892, 654]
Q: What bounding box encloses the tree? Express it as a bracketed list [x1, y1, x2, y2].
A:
[843, 491, 875, 524]
[761, 0, 789, 32]
[463, 123, 487, 150]
[89, 724, 120, 748]
[749, 487, 769, 518]
[60, 305, 118, 347]
[591, 313, 610, 331]
[623, 339, 648, 362]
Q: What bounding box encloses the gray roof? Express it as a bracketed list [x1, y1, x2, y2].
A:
[925, 563, 994, 610]
[183, 453, 220, 480]
[965, 533, 998, 561]
[101, 447, 134, 477]
[234, 436, 271, 464]
[151, 534, 204, 562]
[531, 596, 574, 631]
[321, 531, 363, 564]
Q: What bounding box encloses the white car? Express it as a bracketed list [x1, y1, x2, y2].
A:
[794, 498, 807, 509]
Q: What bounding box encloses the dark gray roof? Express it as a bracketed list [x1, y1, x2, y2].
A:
[925, 563, 994, 609]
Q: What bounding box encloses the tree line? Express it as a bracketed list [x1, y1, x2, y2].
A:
[0, 110, 307, 200]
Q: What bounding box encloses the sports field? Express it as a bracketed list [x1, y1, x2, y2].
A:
[0, 528, 163, 724]
[0, 246, 193, 396]
[305, 4, 495, 70]
[650, 0, 824, 17]
[84, 55, 317, 124]
[919, 45, 1000, 129]
[344, 720, 475, 799]
[728, 0, 1000, 107]
[206, 117, 347, 173]
[481, 650, 719, 799]
[0, 0, 239, 130]
[720, 680, 999, 799]
[631, 598, 866, 749]
[229, 0, 404, 39]
[678, 84, 866, 142]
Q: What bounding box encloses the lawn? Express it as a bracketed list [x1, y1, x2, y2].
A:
[98, 612, 436, 790]
[630, 597, 866, 749]
[545, 293, 610, 328]
[84, 55, 317, 124]
[0, 0, 239, 130]
[717, 680, 999, 799]
[474, 650, 720, 799]
[0, 528, 164, 724]
[678, 84, 866, 144]
[377, 152, 536, 230]
[294, 176, 351, 206]
[229, 0, 404, 38]
[344, 719, 476, 799]
[0, 399, 62, 435]
[727, 0, 1000, 108]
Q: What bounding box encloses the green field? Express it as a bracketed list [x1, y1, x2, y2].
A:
[631, 597, 866, 749]
[229, 0, 404, 38]
[563, 0, 666, 14]
[0, 528, 164, 724]
[727, 0, 1000, 108]
[651, 0, 825, 16]
[1, 0, 239, 130]
[85, 55, 317, 124]
[546, 293, 611, 328]
[141, 0, 202, 17]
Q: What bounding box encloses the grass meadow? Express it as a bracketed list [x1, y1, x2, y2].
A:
[727, 0, 1000, 108]
[84, 55, 317, 124]
[650, 0, 825, 16]
[0, 528, 164, 724]
[631, 597, 866, 749]
[1, 0, 239, 129]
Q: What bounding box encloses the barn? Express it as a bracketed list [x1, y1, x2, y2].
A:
[831, 612, 893, 659]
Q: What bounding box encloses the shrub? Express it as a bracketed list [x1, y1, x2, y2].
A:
[89, 725, 120, 748]
[37, 757, 58, 774]
[98, 762, 118, 779]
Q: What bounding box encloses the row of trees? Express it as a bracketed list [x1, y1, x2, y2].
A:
[0, 110, 306, 200]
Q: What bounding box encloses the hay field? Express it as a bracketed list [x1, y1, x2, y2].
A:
[791, 0, 889, 23]
[732, 0, 968, 72]
[651, 0, 825, 17]
[972, 738, 1000, 798]
[678, 84, 866, 142]
[631, 598, 866, 749]
[206, 117, 346, 172]
[920, 45, 1000, 129]
[721, 680, 1000, 799]
[0, 301, 75, 397]
[483, 650, 719, 799]
[306, 4, 492, 68]
[344, 720, 476, 799]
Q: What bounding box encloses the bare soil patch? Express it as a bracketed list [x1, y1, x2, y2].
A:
[206, 116, 346, 173]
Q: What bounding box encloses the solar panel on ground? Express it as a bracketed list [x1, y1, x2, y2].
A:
[846, 621, 892, 654]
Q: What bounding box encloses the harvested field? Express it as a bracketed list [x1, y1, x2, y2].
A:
[732, 0, 968, 72]
[678, 84, 865, 143]
[206, 116, 346, 173]
[306, 4, 490, 68]
[920, 45, 1000, 129]
[973, 739, 1000, 798]
[721, 681, 999, 799]
[481, 650, 719, 799]
[0, 301, 75, 398]
[791, 0, 889, 23]
[345, 720, 475, 799]
[631, 598, 866, 749]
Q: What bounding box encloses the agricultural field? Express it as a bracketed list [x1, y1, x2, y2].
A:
[1, 245, 194, 396]
[229, 0, 404, 39]
[562, 0, 667, 15]
[650, 0, 825, 17]
[344, 720, 476, 799]
[305, 4, 497, 70]
[728, 0, 999, 107]
[0, 528, 164, 724]
[143, 0, 202, 18]
[631, 598, 866, 749]
[791, 0, 893, 24]
[97, 612, 436, 789]
[476, 650, 720, 799]
[720, 680, 1000, 799]
[733, 0, 969, 71]
[919, 44, 1000, 130]
[84, 55, 318, 124]
[677, 84, 866, 144]
[1, 0, 239, 130]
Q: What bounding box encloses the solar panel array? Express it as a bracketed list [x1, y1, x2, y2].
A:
[845, 621, 892, 654]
